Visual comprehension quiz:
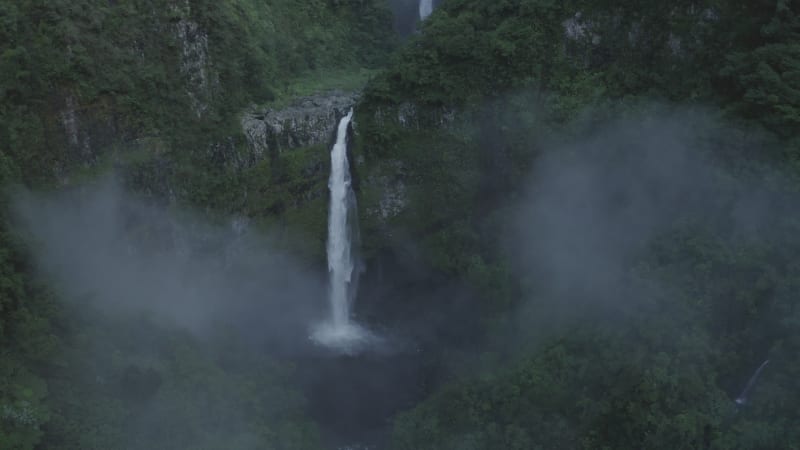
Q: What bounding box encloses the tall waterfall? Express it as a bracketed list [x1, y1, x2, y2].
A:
[419, 0, 433, 20]
[311, 109, 372, 353]
[327, 109, 358, 328]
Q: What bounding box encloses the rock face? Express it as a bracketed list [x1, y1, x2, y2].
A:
[366, 159, 408, 221]
[241, 91, 360, 166]
[176, 18, 213, 118]
[55, 94, 120, 183]
[563, 12, 601, 45]
[371, 101, 457, 131]
[171, 0, 215, 118]
[562, 8, 719, 64]
[238, 90, 410, 228]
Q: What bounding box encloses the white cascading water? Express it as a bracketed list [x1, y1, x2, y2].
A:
[311, 109, 371, 353]
[419, 0, 433, 20]
[327, 109, 358, 328]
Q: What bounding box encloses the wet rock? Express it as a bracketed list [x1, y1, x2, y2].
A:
[241, 91, 360, 167]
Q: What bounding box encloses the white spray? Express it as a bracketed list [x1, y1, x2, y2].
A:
[419, 0, 433, 20]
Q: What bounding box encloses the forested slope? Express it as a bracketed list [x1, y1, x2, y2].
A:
[349, 1, 800, 448]
[0, 1, 393, 448]
[1, 0, 800, 449]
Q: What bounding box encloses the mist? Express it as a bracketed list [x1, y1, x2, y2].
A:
[12, 179, 329, 352]
[486, 105, 795, 352]
[9, 106, 796, 449]
[515, 110, 718, 301]
[9, 177, 440, 449]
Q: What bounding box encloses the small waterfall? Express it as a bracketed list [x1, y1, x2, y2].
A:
[735, 359, 769, 405]
[419, 0, 433, 20]
[311, 109, 373, 353]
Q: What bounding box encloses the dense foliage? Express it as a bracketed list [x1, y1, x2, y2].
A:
[0, 0, 393, 448]
[0, 0, 394, 184]
[351, 1, 800, 449]
[2, 0, 800, 449]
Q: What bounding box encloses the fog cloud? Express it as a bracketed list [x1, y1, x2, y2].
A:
[12, 179, 328, 353]
[508, 107, 784, 324]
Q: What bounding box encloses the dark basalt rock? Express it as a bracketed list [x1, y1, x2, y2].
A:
[240, 91, 360, 168]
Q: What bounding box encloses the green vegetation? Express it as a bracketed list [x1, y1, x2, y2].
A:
[0, 0, 394, 185]
[349, 1, 800, 448]
[42, 306, 321, 450]
[357, 0, 800, 298]
[268, 67, 379, 109]
[2, 0, 800, 448]
[0, 0, 393, 447]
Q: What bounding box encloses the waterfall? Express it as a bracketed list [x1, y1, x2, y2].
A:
[735, 359, 770, 405]
[311, 109, 373, 353]
[327, 109, 358, 328]
[419, 0, 433, 20]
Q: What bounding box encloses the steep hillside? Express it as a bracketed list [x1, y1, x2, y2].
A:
[354, 0, 800, 311]
[349, 1, 800, 448]
[1, 0, 800, 449]
[0, 0, 394, 448]
[0, 0, 393, 184]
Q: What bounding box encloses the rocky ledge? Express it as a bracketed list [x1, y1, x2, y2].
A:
[241, 91, 360, 166]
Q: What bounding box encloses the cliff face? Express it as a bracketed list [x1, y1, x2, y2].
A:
[234, 90, 415, 263]
[240, 91, 360, 168]
[203, 0, 736, 269]
[0, 0, 395, 186]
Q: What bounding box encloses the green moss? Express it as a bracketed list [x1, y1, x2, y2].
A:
[266, 67, 379, 109]
[160, 138, 331, 260]
[281, 196, 329, 262]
